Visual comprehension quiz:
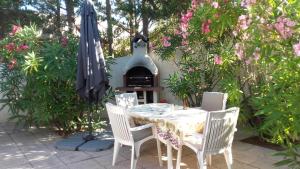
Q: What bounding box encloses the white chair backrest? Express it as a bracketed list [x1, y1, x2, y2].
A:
[105, 103, 133, 145]
[201, 92, 228, 111]
[115, 92, 138, 109]
[202, 107, 239, 155]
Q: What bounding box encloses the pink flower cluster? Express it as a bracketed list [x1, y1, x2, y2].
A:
[191, 0, 201, 10]
[235, 43, 244, 60]
[201, 19, 212, 34]
[7, 58, 17, 70]
[9, 25, 22, 36]
[241, 0, 256, 8]
[161, 36, 171, 47]
[5, 43, 15, 52]
[238, 15, 252, 31]
[293, 42, 300, 57]
[211, 2, 219, 8]
[180, 10, 193, 35]
[214, 55, 223, 65]
[274, 16, 296, 39]
[5, 42, 29, 53]
[16, 44, 29, 52]
[235, 44, 261, 64]
[174, 9, 195, 46]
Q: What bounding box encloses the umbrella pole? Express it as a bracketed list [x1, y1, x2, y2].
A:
[84, 100, 95, 141]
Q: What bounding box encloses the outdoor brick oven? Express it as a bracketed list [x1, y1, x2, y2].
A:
[116, 35, 162, 104]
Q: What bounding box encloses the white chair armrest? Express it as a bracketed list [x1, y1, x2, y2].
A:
[130, 123, 154, 132]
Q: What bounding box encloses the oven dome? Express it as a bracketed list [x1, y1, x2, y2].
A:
[123, 40, 158, 75]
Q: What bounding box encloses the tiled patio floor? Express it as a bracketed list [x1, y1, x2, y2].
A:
[0, 123, 286, 169]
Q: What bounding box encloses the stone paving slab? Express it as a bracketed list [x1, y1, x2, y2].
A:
[78, 139, 113, 152]
[55, 137, 86, 151]
[0, 123, 289, 169]
[55, 131, 114, 152]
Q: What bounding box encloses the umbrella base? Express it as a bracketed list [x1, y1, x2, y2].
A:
[83, 134, 96, 141]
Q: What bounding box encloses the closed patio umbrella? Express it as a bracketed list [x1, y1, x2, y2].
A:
[76, 0, 108, 140]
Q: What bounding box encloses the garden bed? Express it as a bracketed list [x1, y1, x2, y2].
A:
[241, 136, 284, 151]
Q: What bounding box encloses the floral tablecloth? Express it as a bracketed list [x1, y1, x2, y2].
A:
[127, 103, 207, 149]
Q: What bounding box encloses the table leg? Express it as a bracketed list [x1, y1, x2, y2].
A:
[167, 143, 173, 169]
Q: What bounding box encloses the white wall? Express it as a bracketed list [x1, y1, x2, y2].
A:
[108, 53, 181, 105]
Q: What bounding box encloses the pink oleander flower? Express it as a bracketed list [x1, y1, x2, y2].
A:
[181, 10, 193, 23]
[214, 55, 223, 65]
[241, 0, 256, 8]
[180, 10, 194, 33]
[161, 36, 171, 47]
[18, 44, 29, 51]
[235, 43, 244, 60]
[7, 58, 17, 70]
[201, 19, 212, 34]
[181, 40, 189, 46]
[186, 10, 193, 19]
[180, 22, 189, 32]
[192, 0, 201, 10]
[61, 36, 68, 47]
[274, 16, 295, 39]
[182, 32, 188, 39]
[9, 25, 22, 36]
[211, 2, 219, 8]
[238, 15, 251, 30]
[5, 43, 15, 52]
[293, 42, 300, 57]
[253, 47, 260, 61]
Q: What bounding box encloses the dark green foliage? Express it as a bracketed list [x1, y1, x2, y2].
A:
[0, 24, 112, 135]
[274, 145, 300, 169]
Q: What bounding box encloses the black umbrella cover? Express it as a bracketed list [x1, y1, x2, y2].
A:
[76, 0, 108, 103]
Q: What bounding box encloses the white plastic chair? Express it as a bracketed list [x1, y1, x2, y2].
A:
[176, 107, 240, 169]
[105, 103, 163, 169]
[115, 92, 139, 127]
[115, 92, 138, 108]
[201, 92, 228, 111]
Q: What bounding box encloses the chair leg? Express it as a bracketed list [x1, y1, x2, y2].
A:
[131, 146, 138, 169]
[176, 146, 182, 169]
[197, 152, 207, 169]
[167, 143, 174, 169]
[135, 143, 141, 158]
[112, 140, 121, 166]
[207, 155, 212, 166]
[156, 139, 163, 166]
[224, 148, 233, 169]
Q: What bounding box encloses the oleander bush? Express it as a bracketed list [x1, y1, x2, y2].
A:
[155, 0, 300, 167]
[0, 24, 112, 135]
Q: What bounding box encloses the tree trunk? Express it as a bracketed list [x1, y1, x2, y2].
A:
[65, 0, 75, 34]
[55, 0, 62, 37]
[129, 0, 135, 53]
[106, 0, 113, 56]
[141, 0, 149, 52]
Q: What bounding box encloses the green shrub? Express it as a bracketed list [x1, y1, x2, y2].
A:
[0, 24, 112, 135]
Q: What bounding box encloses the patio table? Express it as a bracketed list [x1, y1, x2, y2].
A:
[127, 103, 207, 169]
